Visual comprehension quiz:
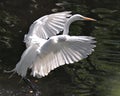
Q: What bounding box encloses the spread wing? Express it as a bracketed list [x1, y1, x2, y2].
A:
[31, 35, 96, 78]
[26, 11, 72, 40]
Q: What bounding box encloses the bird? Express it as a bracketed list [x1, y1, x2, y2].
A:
[9, 11, 96, 78]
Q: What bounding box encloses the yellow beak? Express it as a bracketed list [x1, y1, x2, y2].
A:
[84, 17, 96, 21]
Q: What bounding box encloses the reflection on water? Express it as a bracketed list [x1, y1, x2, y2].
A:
[0, 0, 120, 96]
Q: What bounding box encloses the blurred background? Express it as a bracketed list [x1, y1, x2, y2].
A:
[0, 0, 120, 96]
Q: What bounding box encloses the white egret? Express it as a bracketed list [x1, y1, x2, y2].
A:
[10, 12, 96, 78]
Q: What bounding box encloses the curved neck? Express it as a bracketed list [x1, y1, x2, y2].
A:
[63, 15, 81, 35]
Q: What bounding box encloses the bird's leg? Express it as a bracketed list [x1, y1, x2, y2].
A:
[23, 77, 41, 96]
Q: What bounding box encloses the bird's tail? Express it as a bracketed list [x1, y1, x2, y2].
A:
[4, 68, 16, 78]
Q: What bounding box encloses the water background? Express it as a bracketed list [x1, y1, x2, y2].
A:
[0, 0, 120, 96]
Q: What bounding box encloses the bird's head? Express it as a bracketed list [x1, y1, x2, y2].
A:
[74, 14, 96, 21]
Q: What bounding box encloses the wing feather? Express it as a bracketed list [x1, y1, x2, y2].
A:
[31, 35, 96, 78]
[51, 20, 65, 27]
[25, 11, 72, 40]
[47, 23, 59, 33]
[43, 24, 56, 37]
[49, 22, 63, 30]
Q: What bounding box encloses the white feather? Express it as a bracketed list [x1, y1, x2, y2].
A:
[24, 11, 72, 47]
[28, 35, 96, 78]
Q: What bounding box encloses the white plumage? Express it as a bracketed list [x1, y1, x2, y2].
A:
[24, 11, 72, 47]
[31, 35, 96, 77]
[11, 11, 96, 78]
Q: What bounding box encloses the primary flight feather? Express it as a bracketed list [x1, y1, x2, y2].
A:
[24, 11, 72, 47]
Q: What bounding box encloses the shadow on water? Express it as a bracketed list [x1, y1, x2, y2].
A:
[0, 0, 120, 96]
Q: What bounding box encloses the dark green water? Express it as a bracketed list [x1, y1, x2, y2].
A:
[0, 0, 120, 96]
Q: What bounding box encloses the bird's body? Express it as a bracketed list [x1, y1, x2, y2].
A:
[10, 11, 96, 78]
